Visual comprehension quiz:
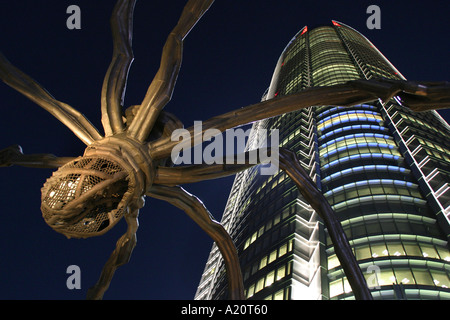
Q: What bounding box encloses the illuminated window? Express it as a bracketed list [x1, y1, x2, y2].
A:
[431, 270, 450, 288]
[355, 246, 371, 260]
[265, 271, 275, 287]
[394, 269, 414, 285]
[276, 265, 286, 280]
[268, 250, 277, 264]
[273, 289, 284, 300]
[412, 269, 434, 286]
[377, 269, 396, 286]
[436, 246, 450, 261]
[371, 243, 388, 258]
[387, 243, 405, 257]
[255, 277, 265, 293]
[404, 243, 422, 257]
[328, 254, 339, 269]
[259, 256, 268, 270]
[247, 284, 255, 299]
[317, 111, 384, 132]
[420, 244, 440, 259]
[279, 243, 288, 257]
[329, 279, 344, 297]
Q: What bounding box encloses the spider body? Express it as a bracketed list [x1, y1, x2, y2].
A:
[41, 134, 153, 239]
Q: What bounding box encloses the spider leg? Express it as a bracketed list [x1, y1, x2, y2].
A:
[154, 148, 373, 300]
[0, 144, 75, 168]
[86, 203, 141, 300]
[0, 52, 102, 146]
[101, 0, 136, 136]
[154, 162, 252, 186]
[147, 184, 244, 300]
[350, 78, 450, 111]
[149, 78, 449, 160]
[126, 0, 215, 142]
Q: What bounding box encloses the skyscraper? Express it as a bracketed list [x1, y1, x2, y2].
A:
[195, 21, 450, 300]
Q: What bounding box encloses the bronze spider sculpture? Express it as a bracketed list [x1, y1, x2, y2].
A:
[1, 0, 449, 300]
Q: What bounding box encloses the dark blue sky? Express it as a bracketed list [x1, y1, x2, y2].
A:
[0, 1, 449, 300]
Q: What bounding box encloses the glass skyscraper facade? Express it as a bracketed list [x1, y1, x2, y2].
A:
[195, 21, 450, 300]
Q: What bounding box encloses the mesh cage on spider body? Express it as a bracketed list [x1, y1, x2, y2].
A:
[41, 156, 133, 239]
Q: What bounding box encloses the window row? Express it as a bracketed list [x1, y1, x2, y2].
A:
[321, 164, 408, 185]
[423, 146, 450, 163]
[316, 105, 378, 120]
[318, 124, 389, 144]
[321, 145, 401, 166]
[320, 132, 392, 149]
[416, 137, 450, 157]
[282, 38, 306, 64]
[317, 113, 384, 132]
[313, 71, 360, 87]
[329, 267, 450, 298]
[244, 238, 294, 276]
[327, 216, 442, 246]
[241, 189, 299, 237]
[321, 153, 402, 172]
[320, 138, 397, 158]
[324, 179, 423, 206]
[399, 112, 444, 136]
[242, 209, 287, 250]
[262, 286, 291, 301]
[331, 194, 427, 215]
[246, 261, 293, 299]
[328, 240, 450, 269]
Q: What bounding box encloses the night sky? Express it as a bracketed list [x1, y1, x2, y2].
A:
[0, 1, 448, 300]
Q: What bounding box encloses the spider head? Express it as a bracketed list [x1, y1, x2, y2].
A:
[41, 137, 152, 239]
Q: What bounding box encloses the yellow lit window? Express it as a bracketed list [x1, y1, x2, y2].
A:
[329, 279, 344, 298]
[412, 269, 433, 286]
[377, 269, 396, 286]
[371, 243, 388, 258]
[387, 243, 405, 257]
[265, 271, 275, 287]
[394, 269, 414, 285]
[288, 239, 294, 252]
[250, 231, 257, 244]
[244, 238, 250, 250]
[355, 246, 371, 260]
[247, 284, 255, 298]
[420, 244, 439, 259]
[259, 256, 268, 270]
[273, 289, 284, 300]
[268, 250, 277, 264]
[431, 270, 450, 288]
[404, 243, 422, 257]
[328, 254, 340, 269]
[255, 278, 265, 293]
[279, 243, 287, 257]
[276, 265, 286, 281]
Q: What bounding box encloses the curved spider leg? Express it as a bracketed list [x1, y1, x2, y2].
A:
[154, 161, 252, 186]
[153, 148, 373, 300]
[0, 145, 75, 168]
[86, 202, 141, 300]
[149, 81, 383, 160]
[350, 78, 450, 111]
[126, 0, 215, 142]
[101, 0, 136, 136]
[147, 184, 244, 300]
[149, 78, 447, 160]
[0, 52, 102, 146]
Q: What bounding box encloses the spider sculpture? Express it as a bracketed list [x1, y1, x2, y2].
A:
[1, 0, 449, 300]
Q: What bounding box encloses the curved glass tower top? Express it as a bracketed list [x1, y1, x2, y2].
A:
[195, 21, 450, 300]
